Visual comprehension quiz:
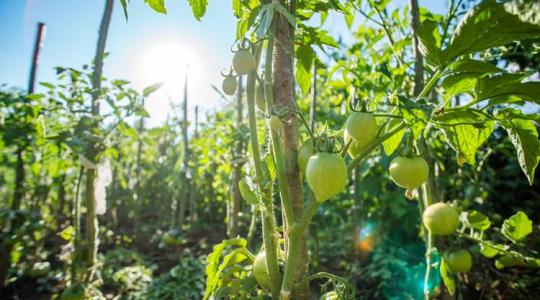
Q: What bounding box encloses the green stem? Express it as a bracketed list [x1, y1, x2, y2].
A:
[280, 200, 320, 299]
[348, 122, 407, 172]
[246, 52, 281, 299]
[416, 69, 443, 100]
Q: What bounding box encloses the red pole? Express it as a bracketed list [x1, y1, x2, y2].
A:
[28, 22, 46, 94]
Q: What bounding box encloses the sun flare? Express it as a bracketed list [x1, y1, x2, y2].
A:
[139, 41, 201, 94]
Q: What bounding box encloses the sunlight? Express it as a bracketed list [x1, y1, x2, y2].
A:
[139, 41, 201, 96]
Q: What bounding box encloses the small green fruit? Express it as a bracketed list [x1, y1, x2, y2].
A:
[423, 202, 459, 235]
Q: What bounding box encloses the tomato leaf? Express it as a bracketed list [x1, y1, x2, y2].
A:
[434, 111, 494, 165]
[187, 0, 208, 21]
[504, 0, 540, 26]
[296, 45, 314, 96]
[479, 241, 506, 258]
[440, 258, 456, 296]
[59, 226, 74, 241]
[417, 19, 443, 67]
[119, 0, 129, 20]
[461, 210, 491, 231]
[143, 82, 163, 97]
[500, 119, 540, 185]
[501, 211, 533, 243]
[145, 0, 166, 14]
[440, 0, 540, 65]
[239, 178, 259, 205]
[382, 118, 405, 156]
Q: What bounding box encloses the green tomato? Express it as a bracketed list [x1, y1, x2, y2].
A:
[320, 291, 338, 300]
[256, 84, 266, 111]
[444, 249, 473, 273]
[270, 116, 283, 130]
[253, 251, 270, 290]
[343, 130, 368, 158]
[61, 283, 86, 300]
[233, 49, 256, 75]
[306, 152, 348, 202]
[222, 76, 237, 96]
[344, 112, 378, 144]
[422, 202, 459, 236]
[388, 156, 429, 189]
[297, 140, 315, 173]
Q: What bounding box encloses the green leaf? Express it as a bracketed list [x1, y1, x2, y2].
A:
[274, 2, 296, 27]
[232, 0, 242, 18]
[434, 110, 494, 165]
[495, 251, 526, 269]
[382, 118, 405, 156]
[441, 0, 540, 65]
[204, 238, 248, 300]
[449, 59, 502, 73]
[239, 178, 259, 205]
[143, 82, 163, 97]
[500, 119, 540, 184]
[479, 242, 506, 258]
[417, 19, 443, 67]
[296, 45, 314, 96]
[145, 0, 166, 14]
[187, 0, 208, 20]
[440, 258, 456, 295]
[441, 73, 478, 101]
[462, 210, 491, 231]
[59, 226, 74, 241]
[501, 211, 533, 243]
[504, 0, 540, 26]
[119, 0, 129, 20]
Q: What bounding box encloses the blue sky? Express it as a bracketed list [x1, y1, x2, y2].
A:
[0, 0, 445, 127]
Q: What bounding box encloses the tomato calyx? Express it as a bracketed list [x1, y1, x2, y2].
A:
[349, 96, 368, 113]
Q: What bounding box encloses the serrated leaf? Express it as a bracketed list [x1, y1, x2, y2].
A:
[145, 0, 166, 14]
[501, 211, 533, 243]
[440, 259, 456, 295]
[501, 119, 540, 184]
[239, 178, 259, 205]
[187, 0, 208, 20]
[495, 251, 526, 269]
[296, 45, 314, 96]
[441, 0, 540, 65]
[479, 241, 505, 258]
[462, 210, 491, 231]
[382, 118, 405, 156]
[417, 19, 443, 67]
[505, 0, 540, 26]
[434, 110, 494, 165]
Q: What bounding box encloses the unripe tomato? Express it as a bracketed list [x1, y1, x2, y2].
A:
[343, 130, 367, 158]
[256, 84, 266, 111]
[344, 112, 378, 143]
[253, 251, 270, 290]
[233, 49, 256, 75]
[222, 76, 237, 96]
[61, 284, 86, 300]
[388, 156, 429, 189]
[297, 140, 315, 173]
[320, 291, 338, 300]
[422, 202, 459, 235]
[444, 249, 473, 273]
[306, 152, 348, 202]
[270, 116, 283, 130]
